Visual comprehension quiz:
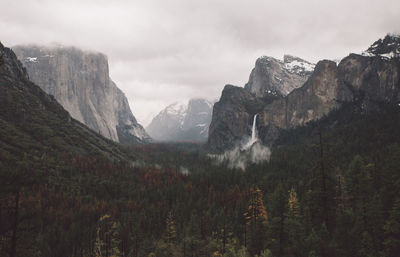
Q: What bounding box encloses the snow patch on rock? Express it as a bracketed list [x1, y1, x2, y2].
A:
[26, 57, 38, 62]
[284, 59, 315, 74]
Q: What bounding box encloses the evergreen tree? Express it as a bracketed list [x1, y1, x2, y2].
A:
[244, 186, 268, 228]
[285, 187, 304, 257]
[165, 211, 177, 244]
[383, 198, 400, 257]
[244, 186, 268, 255]
[345, 155, 383, 256]
[288, 187, 300, 218]
[94, 227, 105, 257]
[110, 222, 122, 257]
[266, 184, 286, 257]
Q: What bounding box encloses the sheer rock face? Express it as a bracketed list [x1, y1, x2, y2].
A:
[257, 60, 351, 144]
[12, 45, 150, 144]
[338, 54, 400, 105]
[207, 85, 274, 151]
[244, 55, 315, 97]
[257, 52, 400, 145]
[261, 61, 343, 128]
[0, 42, 130, 160]
[146, 98, 213, 142]
[208, 35, 400, 152]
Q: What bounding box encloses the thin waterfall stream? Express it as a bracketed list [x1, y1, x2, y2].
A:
[242, 114, 258, 150]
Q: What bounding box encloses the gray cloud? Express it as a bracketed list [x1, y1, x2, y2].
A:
[1, 0, 400, 125]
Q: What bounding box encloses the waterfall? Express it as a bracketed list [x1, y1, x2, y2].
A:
[242, 114, 258, 150]
[209, 113, 271, 169]
[250, 114, 258, 143]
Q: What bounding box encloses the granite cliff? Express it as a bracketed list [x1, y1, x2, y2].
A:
[0, 42, 130, 161]
[208, 54, 315, 151]
[12, 45, 150, 144]
[208, 35, 400, 152]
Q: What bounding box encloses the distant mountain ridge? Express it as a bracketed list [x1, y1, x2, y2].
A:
[12, 45, 150, 144]
[146, 98, 213, 142]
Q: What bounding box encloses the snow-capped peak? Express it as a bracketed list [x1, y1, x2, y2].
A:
[165, 101, 188, 116]
[255, 55, 315, 76]
[362, 34, 400, 59]
[283, 55, 315, 76]
[146, 98, 214, 142]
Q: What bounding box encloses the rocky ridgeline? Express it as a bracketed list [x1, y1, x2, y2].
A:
[13, 45, 150, 144]
[363, 34, 400, 58]
[208, 34, 400, 152]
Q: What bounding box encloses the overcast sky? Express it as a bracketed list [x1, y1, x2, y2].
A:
[1, 0, 400, 126]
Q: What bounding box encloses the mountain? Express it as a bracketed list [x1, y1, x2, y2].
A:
[208, 54, 315, 151]
[208, 35, 400, 152]
[244, 55, 315, 97]
[146, 98, 213, 142]
[0, 42, 132, 163]
[12, 45, 150, 144]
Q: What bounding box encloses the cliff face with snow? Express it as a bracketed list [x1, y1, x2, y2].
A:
[244, 55, 315, 97]
[12, 45, 150, 144]
[146, 98, 213, 142]
[208, 35, 400, 152]
[208, 54, 315, 151]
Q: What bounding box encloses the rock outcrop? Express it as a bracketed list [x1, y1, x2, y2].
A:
[12, 45, 150, 144]
[146, 98, 213, 142]
[244, 55, 315, 97]
[208, 35, 400, 152]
